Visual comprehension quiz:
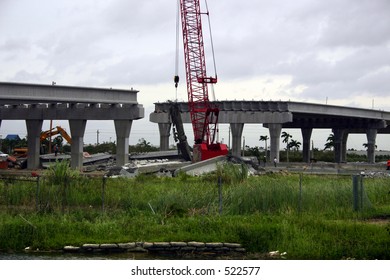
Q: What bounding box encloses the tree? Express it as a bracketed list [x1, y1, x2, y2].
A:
[136, 138, 152, 148]
[324, 133, 335, 150]
[1, 136, 27, 154]
[259, 135, 269, 160]
[281, 131, 292, 162]
[288, 139, 301, 151]
[362, 143, 377, 150]
[129, 138, 159, 153]
[245, 146, 261, 158]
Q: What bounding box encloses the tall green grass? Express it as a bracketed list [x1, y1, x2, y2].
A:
[0, 212, 388, 259]
[0, 162, 389, 258]
[1, 168, 388, 218]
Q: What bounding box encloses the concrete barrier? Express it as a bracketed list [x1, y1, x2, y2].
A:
[63, 241, 246, 255]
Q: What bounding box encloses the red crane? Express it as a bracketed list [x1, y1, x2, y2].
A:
[176, 0, 228, 161]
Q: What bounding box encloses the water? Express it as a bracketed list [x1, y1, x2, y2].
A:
[0, 251, 152, 260]
[0, 251, 228, 260]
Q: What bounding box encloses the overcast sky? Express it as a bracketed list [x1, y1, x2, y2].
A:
[1, 0, 389, 150]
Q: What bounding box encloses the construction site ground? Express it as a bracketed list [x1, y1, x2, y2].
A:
[0, 160, 389, 179]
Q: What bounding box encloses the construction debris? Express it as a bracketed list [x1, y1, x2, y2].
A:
[360, 171, 390, 178]
[105, 158, 189, 178]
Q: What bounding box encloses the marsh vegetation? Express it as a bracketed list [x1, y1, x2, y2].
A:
[0, 161, 389, 259]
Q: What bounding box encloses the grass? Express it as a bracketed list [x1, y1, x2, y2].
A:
[0, 162, 389, 259]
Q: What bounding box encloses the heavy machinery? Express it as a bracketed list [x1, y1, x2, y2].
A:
[12, 126, 71, 157]
[11, 126, 72, 158]
[174, 0, 228, 161]
[40, 126, 72, 145]
[170, 101, 192, 161]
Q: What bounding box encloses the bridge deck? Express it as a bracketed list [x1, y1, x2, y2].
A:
[0, 82, 138, 105]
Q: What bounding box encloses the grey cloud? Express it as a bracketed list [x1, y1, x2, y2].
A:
[211, 0, 390, 104]
[1, 0, 389, 108]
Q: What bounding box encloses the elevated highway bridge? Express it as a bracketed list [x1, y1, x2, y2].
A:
[0, 82, 144, 169]
[1, 81, 389, 167]
[150, 101, 390, 163]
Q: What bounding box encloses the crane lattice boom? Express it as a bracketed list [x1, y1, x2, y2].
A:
[178, 0, 227, 161]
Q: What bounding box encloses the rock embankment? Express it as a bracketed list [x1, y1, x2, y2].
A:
[63, 241, 246, 255]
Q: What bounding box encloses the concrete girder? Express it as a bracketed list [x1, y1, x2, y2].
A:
[150, 111, 292, 124]
[0, 104, 144, 120]
[287, 101, 390, 120]
[0, 82, 138, 104]
[153, 101, 390, 121]
[283, 116, 387, 130]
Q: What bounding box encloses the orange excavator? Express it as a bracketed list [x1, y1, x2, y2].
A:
[40, 126, 72, 144]
[13, 126, 72, 158]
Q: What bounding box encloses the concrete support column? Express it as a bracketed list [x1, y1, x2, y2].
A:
[342, 133, 349, 162]
[26, 120, 43, 169]
[301, 128, 313, 163]
[366, 128, 377, 163]
[332, 128, 345, 163]
[268, 123, 282, 162]
[158, 123, 171, 151]
[69, 120, 87, 169]
[114, 119, 133, 167]
[230, 123, 244, 157]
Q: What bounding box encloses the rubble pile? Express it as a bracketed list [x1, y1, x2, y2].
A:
[360, 171, 390, 178]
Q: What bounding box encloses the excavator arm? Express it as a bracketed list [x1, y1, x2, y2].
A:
[40, 126, 72, 144]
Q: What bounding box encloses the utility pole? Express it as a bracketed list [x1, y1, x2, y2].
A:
[97, 130, 100, 145]
[228, 125, 231, 151]
[242, 136, 245, 157]
[49, 120, 53, 153]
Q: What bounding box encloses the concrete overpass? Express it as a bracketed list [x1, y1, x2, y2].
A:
[150, 101, 390, 163]
[0, 82, 144, 169]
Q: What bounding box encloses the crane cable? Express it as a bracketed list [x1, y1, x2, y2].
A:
[174, 0, 181, 101]
[204, 0, 217, 101]
[204, 0, 217, 81]
[204, 0, 219, 143]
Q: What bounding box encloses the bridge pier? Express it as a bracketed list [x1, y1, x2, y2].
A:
[268, 123, 282, 163]
[69, 120, 87, 170]
[158, 123, 171, 151]
[114, 120, 133, 167]
[301, 128, 313, 163]
[230, 123, 244, 157]
[332, 129, 346, 163]
[26, 120, 43, 169]
[342, 133, 349, 162]
[366, 128, 377, 163]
